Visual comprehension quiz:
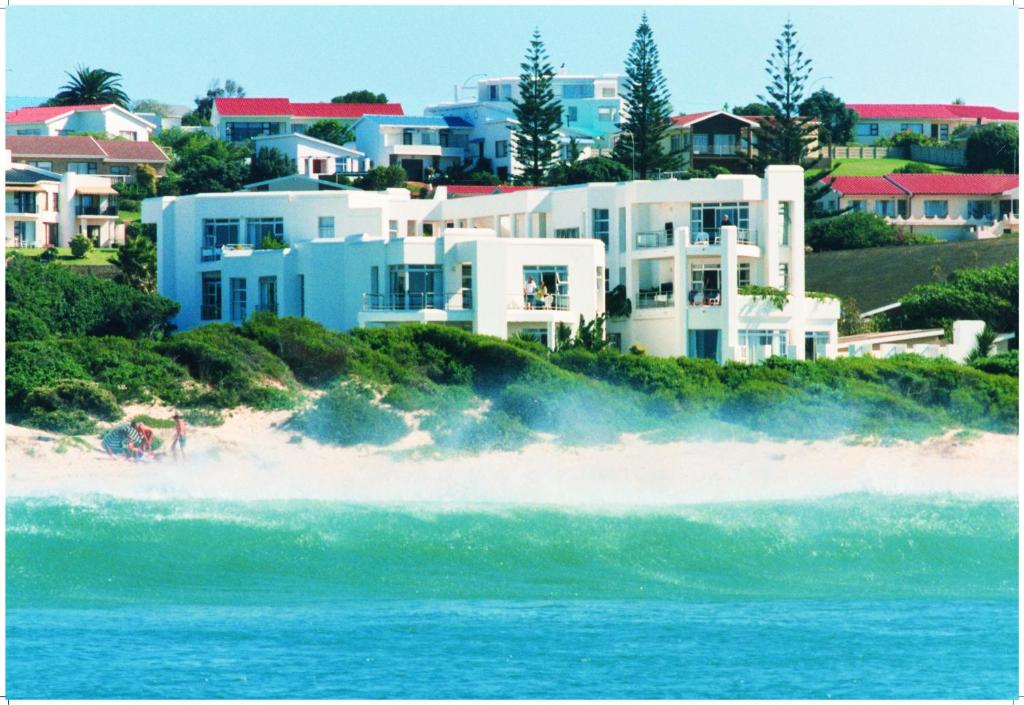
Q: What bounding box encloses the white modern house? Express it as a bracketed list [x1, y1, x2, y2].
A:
[838, 320, 1014, 362]
[6, 151, 125, 248]
[251, 133, 370, 179]
[5, 103, 157, 141]
[426, 73, 626, 180]
[144, 166, 838, 361]
[351, 115, 475, 181]
[847, 104, 1018, 145]
[819, 173, 1019, 240]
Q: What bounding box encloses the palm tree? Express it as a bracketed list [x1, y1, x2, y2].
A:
[47, 66, 130, 108]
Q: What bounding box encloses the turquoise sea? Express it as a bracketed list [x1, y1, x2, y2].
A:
[6, 495, 1018, 698]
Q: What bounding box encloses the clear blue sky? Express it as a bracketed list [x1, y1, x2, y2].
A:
[6, 5, 1019, 114]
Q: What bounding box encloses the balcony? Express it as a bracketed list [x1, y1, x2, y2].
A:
[6, 203, 38, 214]
[107, 174, 136, 185]
[75, 205, 118, 217]
[362, 292, 446, 311]
[635, 230, 674, 248]
[692, 143, 742, 156]
[687, 288, 721, 307]
[636, 290, 674, 309]
[690, 228, 757, 246]
[507, 292, 570, 311]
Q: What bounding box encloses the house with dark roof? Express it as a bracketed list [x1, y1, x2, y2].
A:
[5, 103, 157, 141]
[662, 111, 760, 173]
[848, 104, 1018, 145]
[352, 115, 475, 181]
[5, 151, 125, 248]
[819, 173, 1019, 240]
[210, 98, 404, 143]
[6, 135, 169, 185]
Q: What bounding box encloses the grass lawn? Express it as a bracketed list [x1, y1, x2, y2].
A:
[807, 158, 961, 180]
[6, 247, 119, 267]
[118, 210, 140, 223]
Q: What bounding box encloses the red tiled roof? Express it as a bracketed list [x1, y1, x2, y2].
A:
[849, 103, 1018, 121]
[6, 135, 169, 163]
[214, 97, 404, 118]
[446, 184, 539, 197]
[95, 139, 169, 162]
[825, 173, 1019, 196]
[824, 176, 908, 196]
[5, 135, 106, 157]
[5, 103, 117, 124]
[886, 173, 1019, 195]
[671, 111, 717, 127]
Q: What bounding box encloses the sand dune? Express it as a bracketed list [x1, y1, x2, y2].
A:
[5, 405, 1018, 505]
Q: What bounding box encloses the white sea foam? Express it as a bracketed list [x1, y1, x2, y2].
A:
[5, 410, 1018, 505]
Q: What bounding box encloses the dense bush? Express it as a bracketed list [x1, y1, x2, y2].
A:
[19, 380, 122, 435]
[892, 161, 937, 174]
[970, 351, 1018, 378]
[156, 324, 299, 409]
[965, 123, 1017, 173]
[291, 383, 408, 446]
[806, 212, 935, 251]
[69, 234, 92, 258]
[899, 260, 1018, 338]
[6, 258, 178, 340]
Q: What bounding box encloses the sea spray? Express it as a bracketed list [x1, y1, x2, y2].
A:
[8, 494, 1017, 607]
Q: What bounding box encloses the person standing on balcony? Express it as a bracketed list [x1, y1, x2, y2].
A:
[524, 276, 537, 309]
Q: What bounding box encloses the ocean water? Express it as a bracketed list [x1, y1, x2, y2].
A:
[6, 494, 1018, 698]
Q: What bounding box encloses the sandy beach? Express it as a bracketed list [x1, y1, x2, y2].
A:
[5, 404, 1018, 504]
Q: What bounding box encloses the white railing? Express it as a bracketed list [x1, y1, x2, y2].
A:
[635, 230, 674, 248]
[637, 290, 674, 308]
[687, 288, 722, 307]
[690, 228, 757, 245]
[107, 174, 135, 185]
[507, 292, 570, 311]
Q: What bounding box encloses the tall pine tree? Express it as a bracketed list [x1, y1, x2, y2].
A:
[749, 20, 821, 172]
[614, 14, 677, 179]
[510, 30, 563, 186]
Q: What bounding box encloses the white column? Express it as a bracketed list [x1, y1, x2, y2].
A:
[674, 225, 690, 357]
[720, 225, 739, 362]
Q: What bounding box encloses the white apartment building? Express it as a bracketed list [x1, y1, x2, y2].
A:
[426, 73, 626, 180]
[5, 103, 156, 141]
[6, 152, 125, 248]
[144, 166, 838, 362]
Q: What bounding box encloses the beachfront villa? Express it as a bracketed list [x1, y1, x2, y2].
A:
[143, 165, 839, 362]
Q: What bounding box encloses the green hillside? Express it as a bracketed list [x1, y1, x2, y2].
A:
[805, 238, 1019, 311]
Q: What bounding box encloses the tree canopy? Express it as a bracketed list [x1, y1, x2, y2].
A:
[899, 261, 1019, 339]
[304, 118, 356, 146]
[182, 79, 245, 126]
[250, 147, 296, 184]
[799, 88, 857, 146]
[732, 102, 773, 116]
[332, 90, 388, 104]
[509, 29, 563, 186]
[153, 128, 251, 195]
[131, 99, 171, 117]
[46, 66, 130, 108]
[549, 156, 632, 186]
[965, 123, 1018, 173]
[806, 212, 936, 251]
[613, 14, 677, 178]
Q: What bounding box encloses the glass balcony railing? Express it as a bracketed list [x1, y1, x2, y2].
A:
[75, 205, 118, 216]
[362, 292, 446, 311]
[637, 290, 674, 308]
[635, 230, 674, 248]
[507, 292, 570, 311]
[690, 228, 757, 245]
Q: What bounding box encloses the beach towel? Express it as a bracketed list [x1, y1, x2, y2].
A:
[102, 424, 143, 456]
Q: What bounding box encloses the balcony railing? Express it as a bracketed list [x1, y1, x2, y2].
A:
[7, 203, 38, 214]
[693, 143, 741, 156]
[362, 292, 446, 311]
[75, 205, 118, 217]
[687, 288, 721, 306]
[507, 292, 570, 311]
[690, 228, 757, 246]
[637, 290, 674, 308]
[635, 230, 674, 248]
[107, 174, 136, 185]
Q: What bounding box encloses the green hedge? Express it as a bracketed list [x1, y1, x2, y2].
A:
[290, 384, 408, 446]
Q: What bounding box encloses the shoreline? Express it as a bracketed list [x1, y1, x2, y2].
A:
[5, 405, 1019, 505]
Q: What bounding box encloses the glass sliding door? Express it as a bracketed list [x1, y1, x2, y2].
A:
[258, 276, 278, 314]
[688, 329, 720, 362]
[388, 265, 443, 309]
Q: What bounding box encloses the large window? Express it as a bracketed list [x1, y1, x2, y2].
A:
[690, 202, 750, 242]
[967, 200, 994, 220]
[738, 262, 751, 288]
[9, 191, 37, 214]
[856, 123, 879, 137]
[229, 278, 247, 322]
[923, 200, 948, 218]
[523, 265, 569, 308]
[848, 200, 867, 213]
[739, 329, 789, 360]
[26, 160, 52, 170]
[388, 264, 443, 309]
[13, 221, 36, 247]
[592, 208, 609, 249]
[805, 331, 830, 361]
[875, 200, 896, 217]
[258, 276, 278, 314]
[562, 84, 594, 99]
[689, 263, 721, 305]
[226, 121, 283, 141]
[688, 329, 720, 361]
[318, 216, 335, 239]
[203, 219, 240, 260]
[495, 140, 508, 158]
[900, 123, 925, 134]
[67, 162, 98, 174]
[246, 217, 284, 246]
[565, 106, 578, 124]
[201, 272, 222, 320]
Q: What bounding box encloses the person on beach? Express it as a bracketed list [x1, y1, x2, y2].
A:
[171, 413, 187, 461]
[134, 422, 155, 455]
[102, 423, 144, 460]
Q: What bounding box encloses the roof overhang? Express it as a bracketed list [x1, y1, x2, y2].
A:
[75, 185, 119, 196]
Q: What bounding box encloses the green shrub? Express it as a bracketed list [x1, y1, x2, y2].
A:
[291, 383, 408, 446]
[130, 414, 177, 429]
[6, 340, 91, 408]
[806, 211, 934, 251]
[183, 408, 224, 427]
[970, 351, 1018, 377]
[6, 308, 51, 342]
[69, 234, 92, 258]
[892, 161, 936, 174]
[242, 312, 362, 386]
[24, 380, 122, 421]
[156, 324, 299, 409]
[24, 408, 98, 435]
[421, 409, 533, 452]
